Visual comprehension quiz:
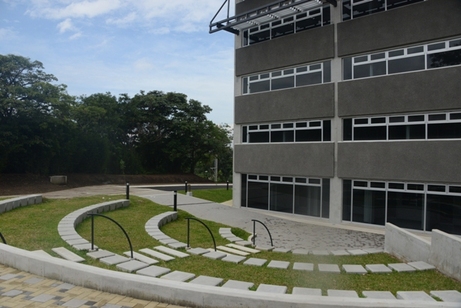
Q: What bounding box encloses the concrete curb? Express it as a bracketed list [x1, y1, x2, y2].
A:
[0, 244, 458, 308]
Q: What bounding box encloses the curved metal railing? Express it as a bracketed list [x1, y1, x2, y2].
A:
[186, 217, 217, 251]
[251, 219, 274, 247]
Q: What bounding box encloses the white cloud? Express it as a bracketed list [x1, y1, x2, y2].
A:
[0, 27, 15, 40]
[106, 11, 137, 26]
[57, 18, 74, 33]
[28, 0, 123, 19]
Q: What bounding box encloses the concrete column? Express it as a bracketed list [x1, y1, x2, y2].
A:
[329, 3, 343, 224]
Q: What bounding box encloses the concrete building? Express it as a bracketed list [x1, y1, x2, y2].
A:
[210, 0, 461, 235]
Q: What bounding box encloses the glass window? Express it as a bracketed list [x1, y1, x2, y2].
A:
[387, 191, 424, 230]
[294, 185, 321, 216]
[354, 126, 386, 140]
[248, 132, 269, 143]
[354, 61, 386, 78]
[388, 124, 425, 139]
[271, 130, 294, 142]
[428, 49, 461, 68]
[296, 72, 322, 87]
[426, 194, 461, 235]
[270, 183, 293, 213]
[352, 189, 386, 225]
[247, 181, 268, 210]
[322, 179, 330, 218]
[388, 55, 425, 74]
[272, 76, 294, 90]
[343, 180, 352, 221]
[428, 123, 461, 139]
[296, 129, 322, 142]
[249, 80, 270, 93]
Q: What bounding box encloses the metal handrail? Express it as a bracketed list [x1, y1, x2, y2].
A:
[0, 232, 6, 244]
[186, 217, 217, 251]
[87, 213, 134, 259]
[251, 219, 274, 247]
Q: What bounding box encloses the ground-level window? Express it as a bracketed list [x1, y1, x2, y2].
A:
[241, 174, 330, 218]
[343, 179, 461, 235]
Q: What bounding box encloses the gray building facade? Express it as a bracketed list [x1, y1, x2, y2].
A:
[212, 0, 461, 234]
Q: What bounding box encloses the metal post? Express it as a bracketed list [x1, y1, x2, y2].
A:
[91, 214, 95, 251]
[252, 220, 256, 246]
[126, 183, 130, 200]
[174, 190, 177, 211]
[185, 181, 188, 193]
[187, 218, 190, 248]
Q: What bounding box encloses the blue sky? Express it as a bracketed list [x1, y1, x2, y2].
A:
[0, 0, 235, 125]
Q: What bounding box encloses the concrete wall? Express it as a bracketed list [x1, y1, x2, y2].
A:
[337, 140, 461, 183]
[234, 143, 334, 177]
[0, 195, 42, 214]
[384, 223, 431, 263]
[430, 230, 461, 282]
[338, 66, 461, 117]
[235, 25, 334, 76]
[338, 0, 461, 57]
[235, 83, 335, 124]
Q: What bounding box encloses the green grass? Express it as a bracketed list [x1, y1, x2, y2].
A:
[179, 188, 232, 203]
[0, 194, 460, 296]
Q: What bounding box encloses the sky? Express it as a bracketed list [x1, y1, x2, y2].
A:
[0, 0, 235, 125]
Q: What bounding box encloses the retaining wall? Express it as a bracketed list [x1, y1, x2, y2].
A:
[0, 195, 42, 214]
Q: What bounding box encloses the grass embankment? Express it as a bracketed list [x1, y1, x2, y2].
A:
[0, 194, 460, 296]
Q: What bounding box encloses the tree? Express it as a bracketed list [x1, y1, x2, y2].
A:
[0, 54, 75, 174]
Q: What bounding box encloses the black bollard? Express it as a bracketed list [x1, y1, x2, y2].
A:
[174, 190, 177, 211]
[226, 181, 229, 190]
[185, 181, 188, 193]
[126, 183, 130, 199]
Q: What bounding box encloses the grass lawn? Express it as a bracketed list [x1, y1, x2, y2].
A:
[179, 188, 232, 203]
[0, 194, 460, 296]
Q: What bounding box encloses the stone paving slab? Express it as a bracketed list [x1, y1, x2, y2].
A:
[139, 248, 175, 261]
[217, 245, 249, 256]
[202, 250, 227, 260]
[363, 248, 384, 254]
[388, 263, 416, 272]
[330, 249, 350, 256]
[318, 264, 340, 273]
[87, 249, 114, 259]
[189, 275, 223, 286]
[160, 271, 195, 282]
[430, 290, 461, 302]
[292, 287, 322, 296]
[267, 260, 290, 269]
[221, 253, 246, 264]
[235, 240, 253, 246]
[116, 260, 149, 272]
[397, 291, 436, 302]
[292, 249, 309, 255]
[362, 291, 396, 299]
[31, 293, 56, 302]
[52, 247, 85, 263]
[365, 264, 392, 273]
[99, 254, 130, 265]
[327, 290, 359, 298]
[187, 247, 209, 255]
[66, 238, 89, 245]
[62, 298, 87, 307]
[73, 243, 97, 251]
[347, 249, 368, 255]
[221, 280, 254, 290]
[227, 244, 259, 254]
[256, 284, 287, 294]
[311, 250, 329, 256]
[168, 242, 187, 249]
[243, 258, 267, 267]
[408, 261, 436, 271]
[123, 251, 159, 265]
[159, 238, 178, 245]
[342, 264, 367, 274]
[255, 245, 274, 251]
[136, 265, 171, 277]
[272, 248, 291, 253]
[293, 262, 314, 271]
[154, 245, 189, 258]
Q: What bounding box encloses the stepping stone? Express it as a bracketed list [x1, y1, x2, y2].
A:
[342, 264, 367, 274]
[363, 248, 384, 254]
[318, 264, 340, 273]
[168, 242, 187, 249]
[243, 258, 267, 267]
[221, 280, 254, 290]
[154, 245, 189, 258]
[66, 238, 88, 245]
[397, 291, 436, 302]
[293, 262, 314, 271]
[347, 249, 368, 255]
[61, 298, 87, 307]
[0, 274, 18, 280]
[202, 250, 226, 260]
[123, 251, 158, 265]
[139, 248, 175, 261]
[100, 254, 129, 265]
[87, 249, 114, 260]
[221, 253, 246, 264]
[255, 245, 274, 251]
[189, 275, 223, 286]
[137, 265, 171, 277]
[327, 290, 359, 298]
[74, 243, 97, 251]
[227, 244, 259, 254]
[363, 291, 396, 299]
[365, 264, 392, 273]
[3, 289, 23, 297]
[267, 260, 290, 269]
[160, 271, 195, 282]
[187, 247, 209, 255]
[311, 250, 329, 256]
[116, 260, 149, 272]
[292, 249, 309, 255]
[159, 238, 178, 245]
[430, 290, 461, 302]
[217, 245, 249, 256]
[33, 250, 53, 258]
[330, 250, 350, 256]
[272, 248, 291, 253]
[388, 263, 416, 272]
[226, 236, 244, 242]
[292, 287, 322, 296]
[256, 284, 287, 294]
[235, 240, 253, 246]
[52, 247, 85, 263]
[408, 261, 435, 271]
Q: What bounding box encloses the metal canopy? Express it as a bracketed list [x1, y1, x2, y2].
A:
[209, 0, 337, 35]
